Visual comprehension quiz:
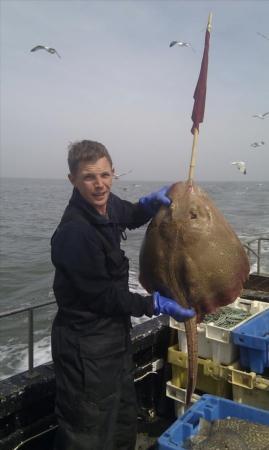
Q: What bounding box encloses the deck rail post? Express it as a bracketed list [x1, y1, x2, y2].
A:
[257, 239, 262, 274]
[28, 308, 34, 375]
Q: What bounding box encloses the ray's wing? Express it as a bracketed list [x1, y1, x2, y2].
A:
[30, 45, 46, 52]
[262, 112, 269, 117]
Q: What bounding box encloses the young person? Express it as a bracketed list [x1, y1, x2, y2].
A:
[51, 140, 194, 450]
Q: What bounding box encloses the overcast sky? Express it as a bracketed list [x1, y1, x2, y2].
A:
[1, 0, 269, 181]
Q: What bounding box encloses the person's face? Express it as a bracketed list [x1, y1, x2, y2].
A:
[68, 157, 114, 215]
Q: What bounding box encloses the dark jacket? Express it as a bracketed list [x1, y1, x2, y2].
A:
[51, 188, 154, 350]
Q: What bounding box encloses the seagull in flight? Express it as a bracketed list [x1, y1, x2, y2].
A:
[250, 141, 265, 148]
[30, 45, 61, 58]
[257, 31, 269, 41]
[231, 161, 246, 175]
[113, 169, 133, 180]
[252, 112, 269, 119]
[169, 40, 195, 52]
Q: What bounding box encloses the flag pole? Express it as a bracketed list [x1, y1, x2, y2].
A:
[188, 128, 199, 183]
[188, 12, 212, 183]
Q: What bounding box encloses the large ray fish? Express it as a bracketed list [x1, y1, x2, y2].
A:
[139, 180, 250, 404]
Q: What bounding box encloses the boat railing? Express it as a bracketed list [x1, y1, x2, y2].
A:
[244, 237, 269, 274]
[0, 300, 56, 377]
[1, 237, 268, 380]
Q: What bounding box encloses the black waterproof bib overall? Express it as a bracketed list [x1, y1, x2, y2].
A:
[51, 208, 137, 450]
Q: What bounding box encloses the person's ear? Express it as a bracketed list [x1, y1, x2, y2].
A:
[112, 167, 115, 177]
[68, 173, 75, 186]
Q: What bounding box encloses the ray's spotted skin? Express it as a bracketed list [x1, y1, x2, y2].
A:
[139, 181, 250, 404]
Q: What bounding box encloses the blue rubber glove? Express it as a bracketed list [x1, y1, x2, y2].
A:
[139, 186, 171, 217]
[153, 292, 195, 322]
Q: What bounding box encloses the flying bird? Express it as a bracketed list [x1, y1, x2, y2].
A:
[231, 161, 247, 175]
[257, 31, 269, 41]
[169, 40, 195, 52]
[252, 112, 269, 119]
[250, 141, 265, 148]
[113, 169, 133, 180]
[30, 45, 61, 58]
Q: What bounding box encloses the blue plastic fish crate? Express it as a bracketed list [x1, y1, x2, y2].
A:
[157, 394, 269, 450]
[232, 308, 269, 373]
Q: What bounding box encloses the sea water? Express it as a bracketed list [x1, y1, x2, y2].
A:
[0, 178, 269, 380]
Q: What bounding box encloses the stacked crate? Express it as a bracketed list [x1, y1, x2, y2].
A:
[229, 307, 269, 409]
[166, 297, 269, 415]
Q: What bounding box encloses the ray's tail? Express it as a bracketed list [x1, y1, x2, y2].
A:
[184, 316, 198, 405]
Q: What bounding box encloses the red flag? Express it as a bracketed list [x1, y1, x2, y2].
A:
[191, 24, 211, 134]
